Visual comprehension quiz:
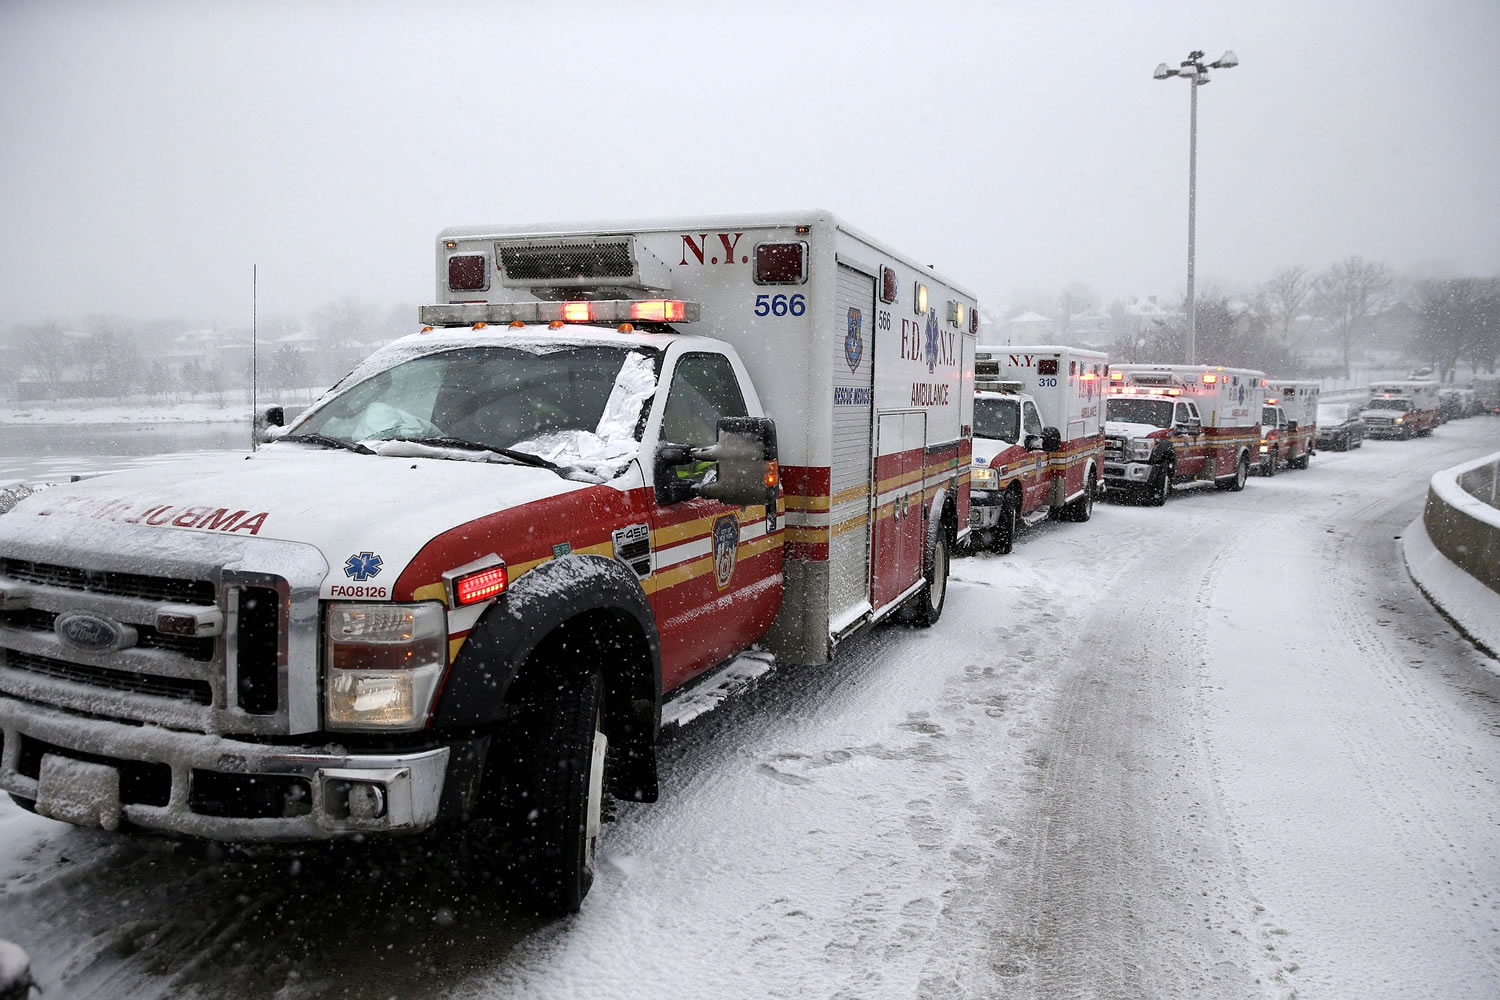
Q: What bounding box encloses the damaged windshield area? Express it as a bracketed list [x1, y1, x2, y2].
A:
[285, 344, 660, 480]
[1106, 397, 1174, 428]
[973, 397, 1021, 443]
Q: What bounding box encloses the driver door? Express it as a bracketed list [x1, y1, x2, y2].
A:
[1020, 400, 1050, 513]
[648, 350, 782, 689]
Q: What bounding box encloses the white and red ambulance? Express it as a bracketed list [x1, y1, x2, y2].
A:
[1260, 379, 1320, 472]
[1103, 364, 1265, 503]
[0, 211, 976, 911]
[966, 346, 1107, 552]
[1364, 380, 1441, 438]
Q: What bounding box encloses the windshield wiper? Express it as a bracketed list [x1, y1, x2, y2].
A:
[281, 432, 375, 455]
[392, 436, 564, 472]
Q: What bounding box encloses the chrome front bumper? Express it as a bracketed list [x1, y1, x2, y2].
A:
[0, 694, 449, 841]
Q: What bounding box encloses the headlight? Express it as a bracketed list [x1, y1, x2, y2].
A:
[1128, 438, 1153, 461]
[1394, 417, 1404, 424]
[972, 467, 998, 488]
[325, 602, 447, 730]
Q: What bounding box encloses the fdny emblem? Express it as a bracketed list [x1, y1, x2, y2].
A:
[712, 513, 739, 590]
[845, 307, 863, 372]
[924, 308, 940, 373]
[344, 551, 384, 582]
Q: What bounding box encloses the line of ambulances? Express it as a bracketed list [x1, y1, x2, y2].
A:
[0, 208, 1401, 913]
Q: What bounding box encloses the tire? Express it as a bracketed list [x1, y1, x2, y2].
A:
[1294, 449, 1310, 470]
[1218, 452, 1249, 491]
[508, 669, 609, 914]
[902, 530, 950, 627]
[1060, 470, 1096, 522]
[1261, 449, 1277, 477]
[1146, 460, 1172, 507]
[994, 494, 1018, 555]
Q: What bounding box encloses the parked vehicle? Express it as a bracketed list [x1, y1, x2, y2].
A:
[1364, 380, 1440, 439]
[1473, 376, 1500, 415]
[1103, 364, 1265, 503]
[1315, 403, 1365, 450]
[0, 211, 977, 912]
[966, 346, 1107, 552]
[1257, 401, 1290, 475]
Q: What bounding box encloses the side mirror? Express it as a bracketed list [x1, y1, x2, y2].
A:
[1287, 420, 1298, 432]
[654, 416, 779, 507]
[1024, 434, 1043, 452]
[1041, 427, 1063, 453]
[255, 405, 285, 443]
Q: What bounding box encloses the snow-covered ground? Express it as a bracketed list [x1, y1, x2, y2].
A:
[0, 421, 1497, 999]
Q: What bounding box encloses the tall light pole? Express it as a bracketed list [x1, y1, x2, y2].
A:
[1154, 49, 1238, 365]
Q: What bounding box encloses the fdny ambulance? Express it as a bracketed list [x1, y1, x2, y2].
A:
[1103, 364, 1265, 503]
[1259, 379, 1320, 473]
[966, 346, 1107, 552]
[1364, 380, 1441, 439]
[0, 211, 975, 912]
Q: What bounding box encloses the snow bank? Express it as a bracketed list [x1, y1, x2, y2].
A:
[1402, 513, 1500, 667]
[2, 400, 253, 425]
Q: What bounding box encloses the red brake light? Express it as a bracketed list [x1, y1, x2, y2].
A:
[447, 254, 488, 291]
[630, 299, 687, 322]
[453, 565, 507, 606]
[880, 266, 898, 304]
[562, 302, 594, 323]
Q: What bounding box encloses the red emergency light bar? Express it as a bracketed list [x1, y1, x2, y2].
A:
[418, 299, 702, 327]
[1109, 385, 1182, 396]
[1202, 374, 1219, 384]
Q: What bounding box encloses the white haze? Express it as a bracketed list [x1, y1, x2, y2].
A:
[1, 0, 1497, 327]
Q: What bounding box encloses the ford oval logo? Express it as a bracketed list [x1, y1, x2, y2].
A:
[55, 611, 137, 653]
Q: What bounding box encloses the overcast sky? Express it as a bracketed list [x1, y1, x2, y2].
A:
[3, 0, 1497, 329]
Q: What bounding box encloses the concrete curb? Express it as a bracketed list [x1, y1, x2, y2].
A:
[1422, 449, 1500, 593]
[1402, 515, 1500, 666]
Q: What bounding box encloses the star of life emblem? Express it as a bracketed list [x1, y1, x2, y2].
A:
[712, 514, 739, 590]
[924, 308, 940, 373]
[344, 551, 384, 582]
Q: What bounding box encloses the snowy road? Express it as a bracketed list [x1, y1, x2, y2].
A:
[1, 420, 1498, 999]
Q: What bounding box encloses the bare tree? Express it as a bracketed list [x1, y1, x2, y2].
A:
[1257, 265, 1313, 345]
[15, 321, 68, 399]
[1312, 256, 1393, 378]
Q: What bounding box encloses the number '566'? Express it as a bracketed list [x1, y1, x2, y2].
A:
[754, 293, 807, 317]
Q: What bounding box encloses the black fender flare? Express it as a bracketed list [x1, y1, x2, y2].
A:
[924, 482, 954, 560]
[1149, 440, 1176, 465]
[431, 554, 661, 733]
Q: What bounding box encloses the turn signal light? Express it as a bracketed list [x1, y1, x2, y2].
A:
[1202, 374, 1218, 384]
[452, 565, 508, 606]
[763, 460, 780, 489]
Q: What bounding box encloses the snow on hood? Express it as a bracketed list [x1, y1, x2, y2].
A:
[0, 448, 598, 597]
[1104, 420, 1167, 439]
[971, 436, 1019, 467]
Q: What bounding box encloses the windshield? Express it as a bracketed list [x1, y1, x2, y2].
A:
[973, 397, 1021, 442]
[288, 344, 659, 473]
[1106, 397, 1174, 428]
[1370, 398, 1412, 412]
[1318, 404, 1349, 423]
[1261, 407, 1279, 426]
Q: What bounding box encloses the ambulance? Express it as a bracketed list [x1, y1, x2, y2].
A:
[0, 211, 976, 912]
[1103, 364, 1265, 503]
[1364, 380, 1440, 438]
[966, 346, 1107, 552]
[1260, 379, 1320, 473]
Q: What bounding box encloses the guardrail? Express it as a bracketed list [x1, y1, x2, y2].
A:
[1422, 449, 1500, 594]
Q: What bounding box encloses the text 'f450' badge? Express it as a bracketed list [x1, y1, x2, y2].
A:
[712, 514, 739, 590]
[344, 551, 384, 582]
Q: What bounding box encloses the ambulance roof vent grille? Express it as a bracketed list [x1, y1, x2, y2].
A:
[497, 237, 637, 285]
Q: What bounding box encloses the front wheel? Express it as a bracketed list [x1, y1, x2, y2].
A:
[509, 669, 608, 914]
[902, 530, 950, 627]
[1145, 461, 1173, 507]
[1261, 449, 1278, 477]
[994, 497, 1018, 555]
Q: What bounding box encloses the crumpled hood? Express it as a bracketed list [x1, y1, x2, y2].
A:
[1, 446, 592, 597]
[1104, 420, 1167, 440]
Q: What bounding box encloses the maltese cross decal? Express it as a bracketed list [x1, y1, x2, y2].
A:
[344, 551, 384, 582]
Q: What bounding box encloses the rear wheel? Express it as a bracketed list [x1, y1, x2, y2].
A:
[1218, 452, 1250, 491]
[508, 668, 608, 914]
[1061, 470, 1096, 522]
[902, 529, 950, 626]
